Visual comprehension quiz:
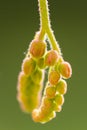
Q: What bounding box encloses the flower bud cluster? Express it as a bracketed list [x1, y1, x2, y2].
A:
[17, 55, 44, 113]
[28, 39, 72, 123]
[17, 36, 72, 123]
[32, 79, 66, 123]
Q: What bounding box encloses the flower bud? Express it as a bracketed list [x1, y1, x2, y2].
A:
[17, 72, 26, 92]
[32, 109, 41, 122]
[56, 79, 67, 95]
[31, 69, 43, 84]
[37, 57, 46, 69]
[32, 108, 56, 123]
[45, 50, 59, 66]
[48, 71, 60, 85]
[18, 73, 34, 95]
[17, 93, 39, 113]
[54, 94, 64, 106]
[30, 39, 46, 58]
[53, 102, 62, 112]
[39, 109, 55, 123]
[32, 97, 53, 123]
[17, 73, 42, 112]
[40, 106, 52, 120]
[37, 95, 57, 123]
[46, 86, 56, 99]
[42, 96, 53, 109]
[59, 61, 72, 79]
[22, 57, 36, 76]
[48, 111, 56, 120]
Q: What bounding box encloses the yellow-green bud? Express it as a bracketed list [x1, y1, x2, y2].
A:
[32, 108, 55, 123]
[59, 61, 72, 79]
[56, 79, 67, 95]
[18, 73, 34, 95]
[39, 109, 55, 123]
[30, 39, 46, 58]
[37, 57, 46, 69]
[45, 50, 59, 66]
[17, 93, 40, 113]
[48, 71, 60, 85]
[54, 94, 64, 106]
[31, 68, 43, 84]
[53, 102, 62, 112]
[22, 57, 36, 76]
[17, 72, 26, 92]
[46, 86, 56, 99]
[42, 96, 53, 109]
[47, 111, 56, 120]
[17, 73, 42, 112]
[32, 109, 41, 122]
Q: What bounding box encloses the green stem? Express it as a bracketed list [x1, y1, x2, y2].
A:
[46, 28, 61, 54]
[38, 0, 61, 54]
[38, 0, 50, 30]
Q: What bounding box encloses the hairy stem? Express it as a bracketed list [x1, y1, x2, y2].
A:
[38, 0, 61, 54]
[46, 28, 61, 54]
[38, 0, 50, 30]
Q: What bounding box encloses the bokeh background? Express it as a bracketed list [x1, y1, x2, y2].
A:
[0, 0, 87, 130]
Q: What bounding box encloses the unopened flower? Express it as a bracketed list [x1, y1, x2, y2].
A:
[30, 40, 46, 59]
[56, 79, 67, 95]
[45, 50, 59, 66]
[59, 61, 72, 79]
[49, 71, 60, 85]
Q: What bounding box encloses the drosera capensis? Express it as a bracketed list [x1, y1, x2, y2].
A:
[17, 0, 72, 123]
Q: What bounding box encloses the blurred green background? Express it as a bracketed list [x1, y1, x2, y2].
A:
[0, 0, 87, 130]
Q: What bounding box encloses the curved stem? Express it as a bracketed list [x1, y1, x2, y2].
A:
[46, 27, 61, 54]
[38, 0, 61, 54]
